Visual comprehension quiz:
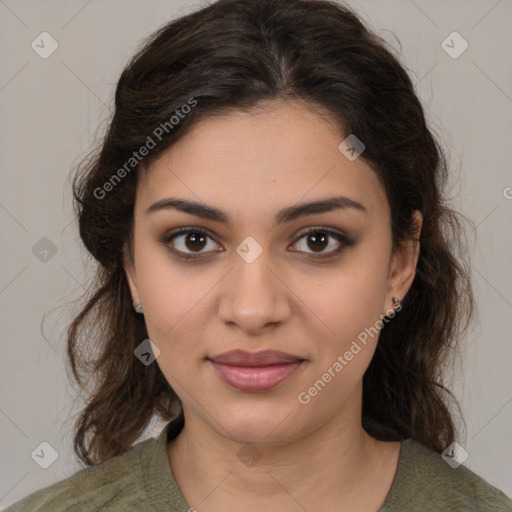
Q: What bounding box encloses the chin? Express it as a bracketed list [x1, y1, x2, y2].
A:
[222, 427, 290, 448]
[214, 406, 302, 447]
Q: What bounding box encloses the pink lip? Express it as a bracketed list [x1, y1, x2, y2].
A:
[207, 349, 306, 392]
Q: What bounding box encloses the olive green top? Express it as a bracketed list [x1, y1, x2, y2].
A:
[5, 420, 512, 511]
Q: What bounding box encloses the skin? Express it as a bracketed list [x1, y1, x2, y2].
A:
[124, 99, 422, 512]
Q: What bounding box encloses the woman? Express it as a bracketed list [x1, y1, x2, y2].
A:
[6, 0, 512, 510]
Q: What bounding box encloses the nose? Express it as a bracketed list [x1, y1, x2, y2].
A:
[217, 252, 292, 336]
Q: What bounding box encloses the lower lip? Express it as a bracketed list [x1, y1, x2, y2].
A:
[209, 360, 304, 392]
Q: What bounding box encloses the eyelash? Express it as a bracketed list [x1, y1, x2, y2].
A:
[160, 226, 354, 261]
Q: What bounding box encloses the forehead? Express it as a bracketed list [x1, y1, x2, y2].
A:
[136, 101, 389, 223]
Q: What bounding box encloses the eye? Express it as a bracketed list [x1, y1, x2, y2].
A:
[289, 227, 354, 259]
[162, 227, 221, 259]
[161, 226, 354, 261]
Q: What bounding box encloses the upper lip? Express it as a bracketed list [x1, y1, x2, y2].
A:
[208, 349, 304, 367]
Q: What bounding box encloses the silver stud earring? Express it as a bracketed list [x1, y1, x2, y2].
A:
[392, 297, 402, 311]
[134, 303, 143, 313]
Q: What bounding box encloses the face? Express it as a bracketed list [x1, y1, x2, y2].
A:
[124, 100, 420, 447]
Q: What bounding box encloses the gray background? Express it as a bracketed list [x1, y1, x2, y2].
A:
[1, 0, 511, 507]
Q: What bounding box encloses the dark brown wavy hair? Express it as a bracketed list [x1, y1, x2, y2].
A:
[68, 0, 474, 466]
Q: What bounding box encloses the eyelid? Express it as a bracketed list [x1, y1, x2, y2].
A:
[161, 225, 353, 259]
[161, 226, 222, 257]
[289, 226, 354, 258]
[293, 225, 351, 242]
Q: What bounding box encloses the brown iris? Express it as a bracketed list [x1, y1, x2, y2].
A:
[307, 231, 328, 252]
[185, 232, 207, 251]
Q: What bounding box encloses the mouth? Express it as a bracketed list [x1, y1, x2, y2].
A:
[207, 349, 306, 392]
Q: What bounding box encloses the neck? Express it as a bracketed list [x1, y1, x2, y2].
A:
[167, 399, 400, 511]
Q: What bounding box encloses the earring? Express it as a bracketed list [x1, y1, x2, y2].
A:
[392, 297, 402, 311]
[134, 303, 143, 313]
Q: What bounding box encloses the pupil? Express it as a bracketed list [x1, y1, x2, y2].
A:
[186, 233, 206, 251]
[309, 232, 327, 251]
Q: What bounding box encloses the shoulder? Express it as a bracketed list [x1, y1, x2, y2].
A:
[382, 439, 512, 511]
[3, 436, 158, 512]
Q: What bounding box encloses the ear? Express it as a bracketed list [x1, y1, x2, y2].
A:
[386, 210, 422, 312]
[122, 242, 141, 307]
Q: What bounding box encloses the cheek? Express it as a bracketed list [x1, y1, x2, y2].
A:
[292, 254, 390, 393]
[134, 249, 222, 362]
[296, 260, 388, 343]
[140, 274, 209, 342]
[294, 266, 386, 408]
[133, 245, 195, 335]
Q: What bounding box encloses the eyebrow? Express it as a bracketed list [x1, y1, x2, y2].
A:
[145, 195, 367, 224]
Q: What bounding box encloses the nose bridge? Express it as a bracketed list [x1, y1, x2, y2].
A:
[218, 242, 291, 331]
